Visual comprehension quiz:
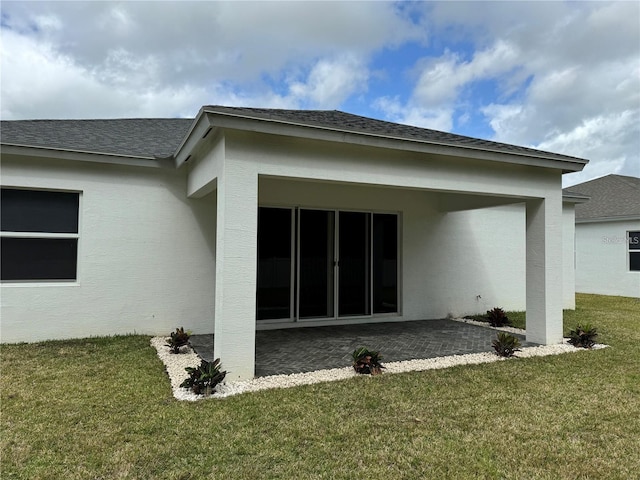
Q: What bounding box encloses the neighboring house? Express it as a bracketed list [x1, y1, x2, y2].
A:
[1, 106, 588, 379]
[564, 175, 640, 298]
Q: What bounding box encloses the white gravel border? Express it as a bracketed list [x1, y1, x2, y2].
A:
[151, 326, 607, 401]
[452, 317, 528, 335]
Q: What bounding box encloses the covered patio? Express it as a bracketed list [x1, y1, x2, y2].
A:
[179, 106, 588, 380]
[190, 319, 536, 377]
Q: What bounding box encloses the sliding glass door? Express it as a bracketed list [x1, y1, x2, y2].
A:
[338, 211, 371, 316]
[373, 213, 398, 313]
[257, 207, 399, 321]
[299, 209, 335, 318]
[256, 207, 293, 320]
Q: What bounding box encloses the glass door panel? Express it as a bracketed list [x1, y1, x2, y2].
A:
[299, 209, 335, 318]
[256, 207, 293, 320]
[257, 207, 398, 322]
[373, 213, 398, 313]
[338, 211, 371, 316]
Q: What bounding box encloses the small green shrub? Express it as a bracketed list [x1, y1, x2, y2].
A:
[166, 327, 190, 354]
[487, 307, 511, 327]
[492, 332, 522, 358]
[568, 324, 598, 349]
[352, 347, 384, 375]
[180, 358, 227, 395]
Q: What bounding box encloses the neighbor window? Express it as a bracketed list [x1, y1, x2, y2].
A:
[629, 231, 640, 272]
[1, 188, 80, 281]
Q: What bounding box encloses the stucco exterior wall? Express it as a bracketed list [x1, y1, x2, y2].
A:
[259, 178, 437, 323]
[226, 129, 569, 319]
[259, 174, 529, 324]
[223, 130, 560, 199]
[420, 200, 576, 316]
[2, 126, 575, 349]
[1, 156, 217, 343]
[425, 204, 527, 317]
[575, 220, 640, 298]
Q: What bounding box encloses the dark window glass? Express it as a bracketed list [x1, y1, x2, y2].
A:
[373, 214, 398, 313]
[629, 231, 640, 250]
[299, 209, 334, 318]
[338, 211, 370, 316]
[256, 208, 292, 320]
[256, 207, 399, 321]
[1, 189, 79, 233]
[630, 252, 640, 272]
[1, 238, 78, 280]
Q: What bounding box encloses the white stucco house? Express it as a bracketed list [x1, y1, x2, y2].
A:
[1, 106, 588, 379]
[564, 174, 640, 298]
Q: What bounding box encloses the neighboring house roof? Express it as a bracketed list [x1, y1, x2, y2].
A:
[1, 106, 587, 168]
[0, 118, 192, 159]
[564, 174, 640, 221]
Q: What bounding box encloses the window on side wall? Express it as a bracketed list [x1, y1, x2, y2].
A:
[629, 231, 640, 272]
[1, 188, 80, 281]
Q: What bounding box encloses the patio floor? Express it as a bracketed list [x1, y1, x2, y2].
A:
[190, 319, 536, 378]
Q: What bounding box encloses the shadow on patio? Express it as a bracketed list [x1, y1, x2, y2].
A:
[190, 319, 536, 378]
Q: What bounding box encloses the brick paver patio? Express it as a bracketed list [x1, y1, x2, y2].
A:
[190, 319, 535, 377]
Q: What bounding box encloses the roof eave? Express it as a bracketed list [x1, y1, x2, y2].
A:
[173, 107, 215, 167]
[576, 214, 640, 224]
[180, 108, 588, 173]
[562, 192, 590, 204]
[0, 144, 172, 169]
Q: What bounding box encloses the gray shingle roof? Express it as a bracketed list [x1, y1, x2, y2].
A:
[1, 118, 192, 158]
[564, 174, 640, 220]
[1, 106, 587, 165]
[203, 106, 586, 163]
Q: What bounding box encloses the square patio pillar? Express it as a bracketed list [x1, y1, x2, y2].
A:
[526, 194, 564, 345]
[214, 162, 258, 380]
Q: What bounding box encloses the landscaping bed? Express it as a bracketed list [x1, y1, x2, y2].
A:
[153, 320, 606, 400]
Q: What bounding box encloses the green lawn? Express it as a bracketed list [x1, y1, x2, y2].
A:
[2, 294, 639, 479]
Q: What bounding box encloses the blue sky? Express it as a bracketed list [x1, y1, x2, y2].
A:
[1, 1, 639, 186]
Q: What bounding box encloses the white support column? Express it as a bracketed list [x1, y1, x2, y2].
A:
[562, 203, 577, 309]
[526, 193, 564, 345]
[214, 160, 258, 380]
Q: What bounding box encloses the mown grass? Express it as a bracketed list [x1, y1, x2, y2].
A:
[2, 294, 639, 479]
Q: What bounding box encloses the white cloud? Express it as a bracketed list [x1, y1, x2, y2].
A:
[481, 103, 526, 141]
[402, 107, 454, 132]
[373, 96, 453, 131]
[416, 1, 640, 184]
[412, 52, 460, 106]
[538, 110, 640, 187]
[373, 39, 522, 131]
[0, 29, 207, 119]
[1, 0, 638, 187]
[288, 55, 369, 109]
[413, 40, 520, 108]
[1, 1, 424, 119]
[479, 38, 640, 185]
